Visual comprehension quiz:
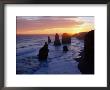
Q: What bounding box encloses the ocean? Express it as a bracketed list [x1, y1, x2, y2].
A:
[16, 35, 84, 74]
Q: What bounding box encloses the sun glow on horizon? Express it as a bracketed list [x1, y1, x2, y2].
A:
[17, 27, 92, 35]
[16, 16, 94, 35]
[17, 23, 94, 35]
[72, 23, 94, 34]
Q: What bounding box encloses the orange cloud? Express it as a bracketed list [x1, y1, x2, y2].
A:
[16, 16, 94, 35]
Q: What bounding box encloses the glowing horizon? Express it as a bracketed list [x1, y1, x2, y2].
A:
[16, 16, 94, 35]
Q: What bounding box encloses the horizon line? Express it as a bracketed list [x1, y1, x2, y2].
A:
[16, 31, 90, 36]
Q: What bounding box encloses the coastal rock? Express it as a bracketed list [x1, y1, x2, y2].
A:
[62, 33, 71, 44]
[54, 33, 61, 46]
[78, 30, 94, 74]
[38, 42, 49, 61]
[72, 32, 87, 40]
[48, 36, 51, 43]
[63, 46, 68, 52]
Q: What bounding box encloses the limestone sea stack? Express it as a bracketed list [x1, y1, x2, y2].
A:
[63, 46, 68, 52]
[62, 33, 71, 44]
[38, 42, 49, 61]
[48, 36, 51, 43]
[54, 33, 61, 46]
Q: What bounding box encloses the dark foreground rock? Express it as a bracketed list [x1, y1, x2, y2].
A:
[54, 33, 61, 46]
[77, 30, 94, 74]
[38, 42, 49, 61]
[62, 33, 71, 44]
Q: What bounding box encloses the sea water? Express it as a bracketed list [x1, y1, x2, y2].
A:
[16, 35, 84, 74]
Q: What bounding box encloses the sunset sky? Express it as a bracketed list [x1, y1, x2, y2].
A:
[16, 16, 94, 35]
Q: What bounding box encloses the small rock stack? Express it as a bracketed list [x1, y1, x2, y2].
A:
[48, 36, 51, 43]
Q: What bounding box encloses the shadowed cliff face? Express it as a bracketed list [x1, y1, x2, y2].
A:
[78, 30, 94, 74]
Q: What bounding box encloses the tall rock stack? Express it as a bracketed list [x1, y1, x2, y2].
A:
[54, 33, 61, 46]
[78, 30, 94, 74]
[62, 33, 71, 44]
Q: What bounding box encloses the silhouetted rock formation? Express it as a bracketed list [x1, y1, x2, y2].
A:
[78, 30, 94, 74]
[38, 42, 49, 61]
[48, 36, 51, 43]
[54, 33, 61, 46]
[72, 32, 88, 40]
[62, 33, 71, 44]
[63, 46, 68, 52]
